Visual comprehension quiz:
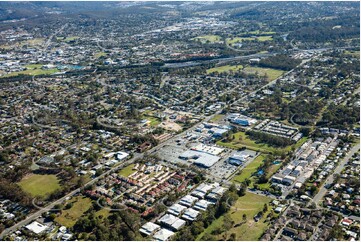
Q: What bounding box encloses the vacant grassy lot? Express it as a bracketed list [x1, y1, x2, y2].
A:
[0, 44, 12, 49]
[210, 114, 225, 123]
[18, 174, 61, 198]
[197, 192, 271, 241]
[232, 155, 266, 184]
[243, 66, 283, 81]
[22, 38, 44, 46]
[193, 35, 222, 43]
[206, 65, 243, 74]
[55, 196, 92, 228]
[118, 164, 135, 177]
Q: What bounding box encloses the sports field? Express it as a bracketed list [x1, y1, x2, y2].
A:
[206, 65, 243, 74]
[243, 66, 283, 81]
[18, 174, 61, 198]
[1, 67, 58, 78]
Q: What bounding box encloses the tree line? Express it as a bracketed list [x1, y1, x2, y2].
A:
[258, 54, 301, 71]
[246, 130, 294, 147]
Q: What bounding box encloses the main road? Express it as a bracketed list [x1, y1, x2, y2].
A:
[0, 48, 324, 239]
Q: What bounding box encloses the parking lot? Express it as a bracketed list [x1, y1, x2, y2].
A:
[156, 144, 190, 166]
[208, 150, 237, 180]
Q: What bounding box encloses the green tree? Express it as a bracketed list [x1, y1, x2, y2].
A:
[238, 183, 247, 196]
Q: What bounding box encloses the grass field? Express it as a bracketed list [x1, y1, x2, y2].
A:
[26, 64, 43, 69]
[193, 35, 222, 43]
[248, 30, 276, 35]
[57, 36, 79, 42]
[243, 66, 283, 81]
[232, 155, 266, 184]
[206, 65, 243, 74]
[257, 50, 269, 54]
[344, 50, 360, 58]
[210, 114, 225, 123]
[0, 45, 12, 49]
[217, 132, 308, 155]
[22, 38, 44, 46]
[1, 38, 44, 49]
[197, 192, 271, 241]
[141, 115, 161, 126]
[227, 37, 253, 44]
[293, 137, 308, 150]
[55, 196, 92, 228]
[226, 36, 273, 45]
[95, 209, 110, 219]
[118, 164, 135, 177]
[95, 52, 107, 58]
[257, 36, 274, 41]
[217, 132, 277, 153]
[18, 174, 61, 198]
[1, 68, 58, 78]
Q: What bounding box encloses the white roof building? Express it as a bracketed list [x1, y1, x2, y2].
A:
[167, 203, 187, 216]
[179, 150, 220, 168]
[171, 219, 186, 231]
[153, 228, 175, 241]
[25, 221, 48, 234]
[116, 151, 129, 160]
[181, 208, 200, 221]
[139, 222, 160, 236]
[191, 183, 216, 198]
[158, 214, 186, 231]
[206, 186, 227, 200]
[61, 233, 72, 241]
[179, 195, 198, 207]
[193, 199, 212, 211]
[191, 144, 224, 156]
[158, 214, 177, 226]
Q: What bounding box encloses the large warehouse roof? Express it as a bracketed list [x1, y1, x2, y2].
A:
[179, 150, 220, 168]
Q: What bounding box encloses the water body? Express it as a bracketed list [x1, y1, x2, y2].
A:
[57, 65, 84, 70]
[257, 170, 264, 175]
